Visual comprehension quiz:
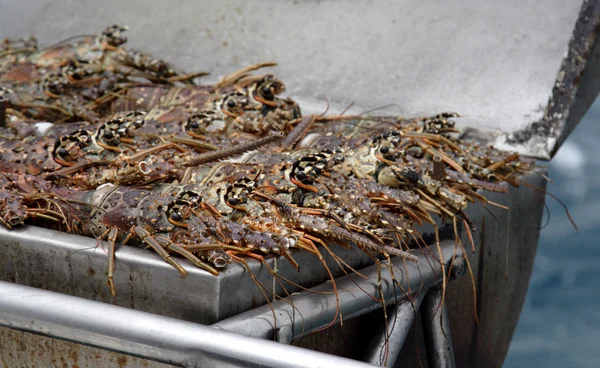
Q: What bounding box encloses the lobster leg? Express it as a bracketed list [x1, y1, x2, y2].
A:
[106, 226, 119, 298]
[0, 216, 12, 230]
[0, 192, 28, 229]
[133, 226, 187, 275]
[281, 251, 300, 271]
[154, 236, 219, 276]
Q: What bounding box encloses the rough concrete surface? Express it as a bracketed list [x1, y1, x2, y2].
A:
[0, 0, 585, 157]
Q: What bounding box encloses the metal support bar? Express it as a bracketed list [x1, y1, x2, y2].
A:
[213, 241, 464, 342]
[0, 281, 375, 368]
[364, 291, 427, 367]
[421, 286, 456, 368]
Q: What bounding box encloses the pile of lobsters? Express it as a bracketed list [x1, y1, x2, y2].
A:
[0, 25, 533, 297]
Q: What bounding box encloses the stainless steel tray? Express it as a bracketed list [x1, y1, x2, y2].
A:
[0, 224, 382, 324]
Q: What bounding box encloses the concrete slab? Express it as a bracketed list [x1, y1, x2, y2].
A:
[0, 0, 597, 158]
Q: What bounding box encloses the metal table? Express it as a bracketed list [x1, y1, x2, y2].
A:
[0, 238, 462, 368]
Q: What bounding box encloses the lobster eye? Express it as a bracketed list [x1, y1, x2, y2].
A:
[403, 170, 421, 184]
[190, 196, 202, 206]
[170, 212, 183, 222]
[57, 148, 69, 158]
[333, 156, 344, 164]
[261, 85, 273, 98]
[379, 146, 390, 154]
[295, 170, 307, 180]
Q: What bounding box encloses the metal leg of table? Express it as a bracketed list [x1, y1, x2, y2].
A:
[421, 286, 456, 368]
[364, 291, 427, 366]
[213, 241, 463, 343]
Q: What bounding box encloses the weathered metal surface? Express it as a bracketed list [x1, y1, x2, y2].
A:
[495, 0, 600, 159]
[0, 281, 377, 368]
[0, 225, 376, 324]
[0, 243, 461, 368]
[444, 171, 548, 367]
[0, 327, 174, 368]
[0, 0, 596, 158]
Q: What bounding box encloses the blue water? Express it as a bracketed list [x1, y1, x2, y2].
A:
[505, 99, 600, 367]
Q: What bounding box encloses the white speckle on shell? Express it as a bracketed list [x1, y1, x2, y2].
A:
[34, 122, 54, 135]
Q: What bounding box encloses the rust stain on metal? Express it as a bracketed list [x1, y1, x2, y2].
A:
[0, 326, 173, 368]
[117, 355, 128, 368]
